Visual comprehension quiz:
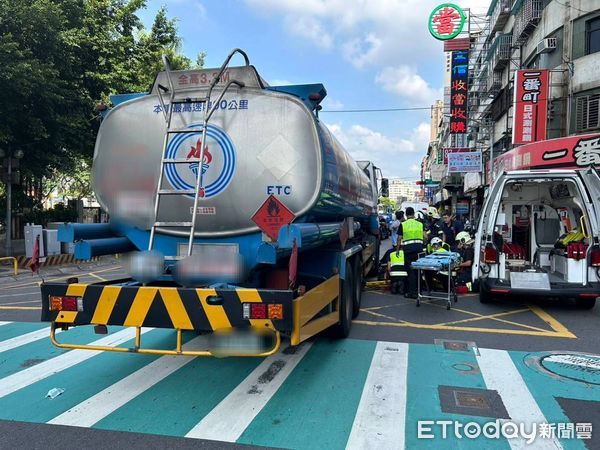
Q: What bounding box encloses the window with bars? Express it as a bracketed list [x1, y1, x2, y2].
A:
[576, 94, 600, 132]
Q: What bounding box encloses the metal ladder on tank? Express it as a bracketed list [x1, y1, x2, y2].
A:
[149, 49, 249, 258]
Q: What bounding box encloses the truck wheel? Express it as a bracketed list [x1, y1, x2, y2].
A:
[352, 257, 363, 319]
[334, 262, 354, 338]
[575, 297, 597, 310]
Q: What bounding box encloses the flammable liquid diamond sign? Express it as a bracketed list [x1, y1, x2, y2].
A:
[251, 195, 296, 240]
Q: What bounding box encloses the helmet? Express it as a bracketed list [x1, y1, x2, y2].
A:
[427, 207, 440, 219]
[431, 237, 443, 246]
[456, 231, 473, 245]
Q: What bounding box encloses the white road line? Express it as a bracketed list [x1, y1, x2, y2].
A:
[477, 348, 563, 450]
[0, 292, 41, 298]
[0, 322, 12, 326]
[0, 327, 152, 399]
[0, 327, 62, 354]
[185, 342, 313, 441]
[346, 342, 408, 450]
[48, 336, 207, 427]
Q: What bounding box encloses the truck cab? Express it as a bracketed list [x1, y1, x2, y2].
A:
[473, 169, 600, 309]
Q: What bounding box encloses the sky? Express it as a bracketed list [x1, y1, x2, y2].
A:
[138, 0, 491, 180]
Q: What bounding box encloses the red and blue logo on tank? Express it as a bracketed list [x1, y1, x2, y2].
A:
[164, 123, 236, 198]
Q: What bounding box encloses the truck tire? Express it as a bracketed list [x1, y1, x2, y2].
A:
[352, 257, 363, 319]
[575, 297, 597, 310]
[334, 261, 355, 338]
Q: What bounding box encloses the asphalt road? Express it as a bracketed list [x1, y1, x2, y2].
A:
[0, 247, 597, 449]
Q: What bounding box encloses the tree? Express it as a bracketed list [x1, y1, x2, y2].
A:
[0, 0, 204, 222]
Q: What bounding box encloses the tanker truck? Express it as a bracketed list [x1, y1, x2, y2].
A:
[41, 49, 387, 357]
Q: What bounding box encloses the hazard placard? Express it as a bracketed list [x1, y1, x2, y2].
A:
[251, 195, 296, 240]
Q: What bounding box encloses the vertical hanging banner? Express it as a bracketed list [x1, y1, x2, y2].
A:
[512, 69, 549, 145]
[450, 50, 469, 134]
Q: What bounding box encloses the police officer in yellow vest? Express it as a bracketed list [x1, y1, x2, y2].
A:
[397, 207, 427, 299]
[388, 244, 407, 295]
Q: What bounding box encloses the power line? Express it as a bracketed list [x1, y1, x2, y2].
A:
[321, 106, 432, 113]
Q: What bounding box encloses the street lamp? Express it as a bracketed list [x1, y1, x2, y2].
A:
[0, 146, 24, 255]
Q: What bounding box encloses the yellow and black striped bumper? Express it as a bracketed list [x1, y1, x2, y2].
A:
[40, 283, 294, 333]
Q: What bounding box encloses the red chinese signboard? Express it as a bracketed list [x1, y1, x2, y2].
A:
[251, 195, 296, 240]
[512, 69, 549, 145]
[488, 134, 600, 184]
[450, 50, 469, 134]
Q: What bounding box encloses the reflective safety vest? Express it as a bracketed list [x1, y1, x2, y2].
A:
[389, 250, 408, 277]
[401, 219, 424, 245]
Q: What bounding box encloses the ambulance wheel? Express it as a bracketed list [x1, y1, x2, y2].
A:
[575, 297, 596, 310]
[334, 261, 354, 338]
[479, 286, 494, 304]
[352, 258, 363, 319]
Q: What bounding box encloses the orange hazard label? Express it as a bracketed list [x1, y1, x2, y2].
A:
[251, 195, 296, 240]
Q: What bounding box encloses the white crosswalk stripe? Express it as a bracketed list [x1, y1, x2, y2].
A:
[346, 341, 409, 450]
[0, 327, 62, 354]
[0, 327, 152, 399]
[477, 348, 563, 450]
[48, 335, 207, 427]
[185, 342, 313, 441]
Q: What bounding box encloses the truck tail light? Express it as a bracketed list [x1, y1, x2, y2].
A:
[484, 244, 499, 264]
[590, 248, 600, 267]
[242, 303, 284, 320]
[50, 296, 83, 312]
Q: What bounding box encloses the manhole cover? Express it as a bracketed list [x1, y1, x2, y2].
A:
[540, 354, 600, 385]
[444, 341, 469, 352]
[454, 391, 489, 409]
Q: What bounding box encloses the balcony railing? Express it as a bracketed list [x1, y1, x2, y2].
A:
[490, 0, 511, 32]
[487, 70, 502, 94]
[490, 34, 513, 71]
[513, 0, 542, 44]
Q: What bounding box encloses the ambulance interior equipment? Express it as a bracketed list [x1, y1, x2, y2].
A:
[491, 179, 590, 284]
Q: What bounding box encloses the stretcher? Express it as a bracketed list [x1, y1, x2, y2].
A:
[411, 252, 462, 310]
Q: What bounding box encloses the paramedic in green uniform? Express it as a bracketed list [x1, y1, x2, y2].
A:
[397, 207, 426, 299]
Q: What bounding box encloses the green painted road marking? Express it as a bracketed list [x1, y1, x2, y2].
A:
[0, 322, 47, 342]
[0, 329, 181, 423]
[237, 338, 376, 450]
[95, 356, 261, 436]
[405, 343, 511, 449]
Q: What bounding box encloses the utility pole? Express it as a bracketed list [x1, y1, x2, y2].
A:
[5, 147, 11, 256]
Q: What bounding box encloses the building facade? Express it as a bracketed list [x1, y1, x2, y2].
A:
[423, 0, 600, 219]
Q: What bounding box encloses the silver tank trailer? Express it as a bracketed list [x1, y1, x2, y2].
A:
[92, 66, 376, 237]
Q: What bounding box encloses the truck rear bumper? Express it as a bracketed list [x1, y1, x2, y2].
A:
[41, 282, 293, 332]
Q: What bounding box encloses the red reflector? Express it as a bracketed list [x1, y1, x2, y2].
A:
[268, 304, 283, 320]
[250, 303, 267, 319]
[490, 288, 510, 294]
[61, 297, 78, 311]
[591, 249, 600, 267]
[579, 293, 599, 298]
[484, 244, 498, 264]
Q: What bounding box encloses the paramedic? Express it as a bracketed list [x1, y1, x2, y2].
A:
[388, 243, 407, 295]
[397, 207, 426, 299]
[455, 231, 475, 288]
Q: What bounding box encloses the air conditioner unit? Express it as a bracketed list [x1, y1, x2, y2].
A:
[537, 38, 557, 54]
